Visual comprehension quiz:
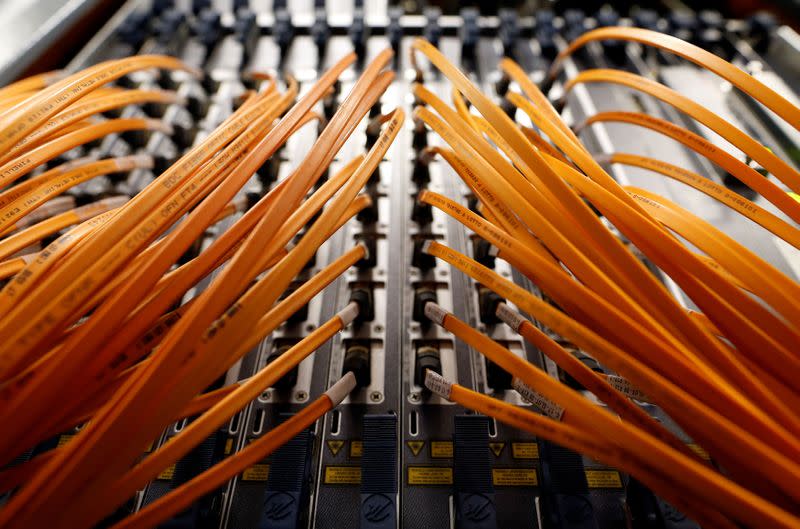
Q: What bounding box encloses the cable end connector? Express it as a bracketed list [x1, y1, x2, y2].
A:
[337, 301, 360, 327]
[230, 194, 249, 213]
[145, 118, 173, 135]
[159, 89, 185, 105]
[420, 238, 435, 256]
[424, 369, 452, 401]
[115, 154, 154, 171]
[59, 155, 98, 172]
[512, 378, 565, 421]
[355, 241, 370, 264]
[98, 195, 130, 210]
[326, 372, 357, 406]
[496, 302, 525, 332]
[423, 301, 447, 326]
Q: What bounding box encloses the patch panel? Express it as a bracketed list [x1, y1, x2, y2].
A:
[1, 1, 798, 528]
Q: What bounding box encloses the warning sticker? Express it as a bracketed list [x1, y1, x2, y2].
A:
[512, 442, 539, 459]
[407, 440, 425, 456]
[327, 439, 345, 456]
[489, 442, 505, 457]
[324, 466, 362, 485]
[407, 466, 453, 486]
[688, 443, 711, 461]
[492, 468, 537, 487]
[350, 440, 363, 458]
[242, 463, 270, 481]
[585, 470, 622, 489]
[224, 438, 234, 455]
[157, 464, 176, 481]
[430, 441, 453, 458]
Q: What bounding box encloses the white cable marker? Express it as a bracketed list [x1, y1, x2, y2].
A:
[357, 241, 370, 263]
[17, 196, 76, 228]
[72, 196, 127, 221]
[58, 155, 98, 172]
[97, 195, 130, 210]
[116, 153, 154, 171]
[337, 301, 360, 327]
[496, 302, 525, 332]
[512, 378, 565, 421]
[488, 244, 500, 257]
[230, 194, 248, 212]
[423, 302, 447, 326]
[325, 372, 357, 406]
[145, 117, 174, 135]
[604, 374, 652, 404]
[424, 369, 452, 400]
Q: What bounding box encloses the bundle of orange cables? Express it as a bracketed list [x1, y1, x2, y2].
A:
[0, 47, 403, 529]
[409, 25, 800, 529]
[0, 20, 798, 529]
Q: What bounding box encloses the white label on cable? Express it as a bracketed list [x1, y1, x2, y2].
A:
[425, 370, 452, 400]
[337, 302, 360, 327]
[605, 375, 651, 403]
[512, 378, 564, 421]
[423, 302, 447, 326]
[496, 303, 525, 332]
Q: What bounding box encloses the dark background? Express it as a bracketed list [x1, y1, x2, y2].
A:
[15, 0, 800, 82]
[409, 0, 799, 28]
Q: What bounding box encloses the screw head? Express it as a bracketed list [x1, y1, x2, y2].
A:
[370, 391, 382, 402]
[409, 392, 421, 403]
[295, 390, 308, 401]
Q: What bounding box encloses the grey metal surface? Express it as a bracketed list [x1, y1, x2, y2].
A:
[0, 0, 106, 84]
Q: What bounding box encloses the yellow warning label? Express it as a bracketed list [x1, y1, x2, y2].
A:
[324, 466, 362, 484]
[224, 438, 234, 455]
[327, 439, 345, 456]
[512, 442, 539, 459]
[585, 470, 622, 489]
[350, 440, 363, 458]
[157, 464, 176, 481]
[688, 443, 711, 461]
[407, 440, 425, 456]
[57, 434, 74, 448]
[492, 468, 537, 486]
[489, 442, 505, 457]
[408, 466, 453, 486]
[430, 441, 453, 458]
[242, 463, 270, 481]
